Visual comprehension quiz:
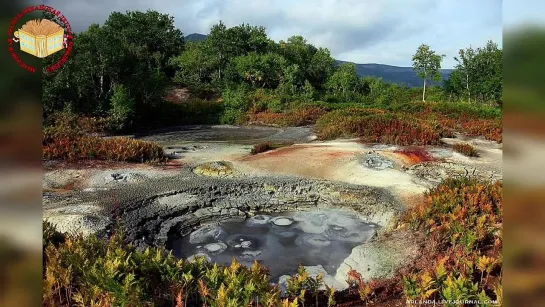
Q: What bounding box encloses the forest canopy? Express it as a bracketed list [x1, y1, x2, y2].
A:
[42, 10, 502, 131]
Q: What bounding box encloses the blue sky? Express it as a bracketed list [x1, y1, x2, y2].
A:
[504, 0, 545, 28]
[48, 0, 506, 68]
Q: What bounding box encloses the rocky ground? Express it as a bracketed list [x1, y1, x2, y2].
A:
[43, 124, 502, 288]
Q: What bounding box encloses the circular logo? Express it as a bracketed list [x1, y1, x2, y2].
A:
[7, 5, 73, 73]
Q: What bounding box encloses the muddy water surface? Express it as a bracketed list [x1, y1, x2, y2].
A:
[171, 210, 377, 280]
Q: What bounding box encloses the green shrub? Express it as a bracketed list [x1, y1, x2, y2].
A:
[108, 84, 135, 131]
[431, 102, 502, 119]
[249, 107, 327, 127]
[220, 108, 247, 125]
[221, 87, 252, 124]
[388, 101, 501, 120]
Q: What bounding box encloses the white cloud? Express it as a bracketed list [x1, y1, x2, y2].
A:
[48, 0, 502, 67]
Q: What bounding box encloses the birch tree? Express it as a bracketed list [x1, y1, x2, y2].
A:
[454, 47, 476, 103]
[412, 44, 445, 102]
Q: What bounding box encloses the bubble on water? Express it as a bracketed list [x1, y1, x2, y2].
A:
[241, 250, 262, 259]
[295, 234, 331, 248]
[270, 216, 294, 226]
[189, 224, 227, 244]
[226, 234, 262, 249]
[203, 242, 227, 254]
[178, 209, 378, 281]
[323, 224, 349, 240]
[247, 215, 271, 227]
[292, 212, 327, 234]
[325, 212, 361, 228]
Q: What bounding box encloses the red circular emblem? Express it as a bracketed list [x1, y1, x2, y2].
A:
[7, 5, 73, 73]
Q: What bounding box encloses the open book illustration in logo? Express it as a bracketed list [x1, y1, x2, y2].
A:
[13, 19, 67, 58]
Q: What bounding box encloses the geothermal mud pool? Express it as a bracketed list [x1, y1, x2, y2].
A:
[171, 210, 377, 280]
[43, 125, 502, 289]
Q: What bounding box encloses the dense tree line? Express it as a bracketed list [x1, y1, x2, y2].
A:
[43, 10, 184, 129]
[42, 10, 502, 131]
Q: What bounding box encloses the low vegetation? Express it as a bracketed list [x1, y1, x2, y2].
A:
[460, 120, 503, 143]
[248, 106, 327, 127]
[43, 221, 324, 307]
[312, 102, 502, 145]
[316, 111, 442, 145]
[43, 111, 165, 163]
[42, 177, 502, 306]
[453, 143, 479, 157]
[346, 178, 503, 306]
[43, 135, 165, 163]
[250, 142, 293, 155]
[402, 178, 502, 306]
[251, 142, 274, 155]
[394, 147, 436, 163]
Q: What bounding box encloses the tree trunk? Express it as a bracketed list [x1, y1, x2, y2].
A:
[218, 52, 223, 80]
[422, 79, 426, 102]
[100, 74, 104, 97]
[466, 73, 470, 103]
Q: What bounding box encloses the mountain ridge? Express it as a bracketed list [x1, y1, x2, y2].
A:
[185, 33, 208, 42]
[335, 60, 454, 87]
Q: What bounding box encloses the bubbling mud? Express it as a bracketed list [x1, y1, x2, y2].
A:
[171, 209, 378, 280]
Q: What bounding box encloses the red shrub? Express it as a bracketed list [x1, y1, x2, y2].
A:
[43, 134, 165, 163]
[394, 147, 435, 163]
[461, 119, 502, 143]
[251, 142, 274, 155]
[45, 111, 106, 138]
[248, 107, 327, 127]
[316, 113, 442, 145]
[453, 143, 478, 157]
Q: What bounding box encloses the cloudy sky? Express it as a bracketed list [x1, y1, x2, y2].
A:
[46, 0, 505, 68]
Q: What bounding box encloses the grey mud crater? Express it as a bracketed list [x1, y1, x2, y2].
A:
[44, 171, 404, 288]
[107, 175, 401, 251]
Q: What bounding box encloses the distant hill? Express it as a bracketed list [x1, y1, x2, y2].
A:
[185, 33, 208, 42]
[336, 60, 454, 87]
[183, 33, 454, 87]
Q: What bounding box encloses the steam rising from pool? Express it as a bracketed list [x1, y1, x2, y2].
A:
[171, 210, 378, 280]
